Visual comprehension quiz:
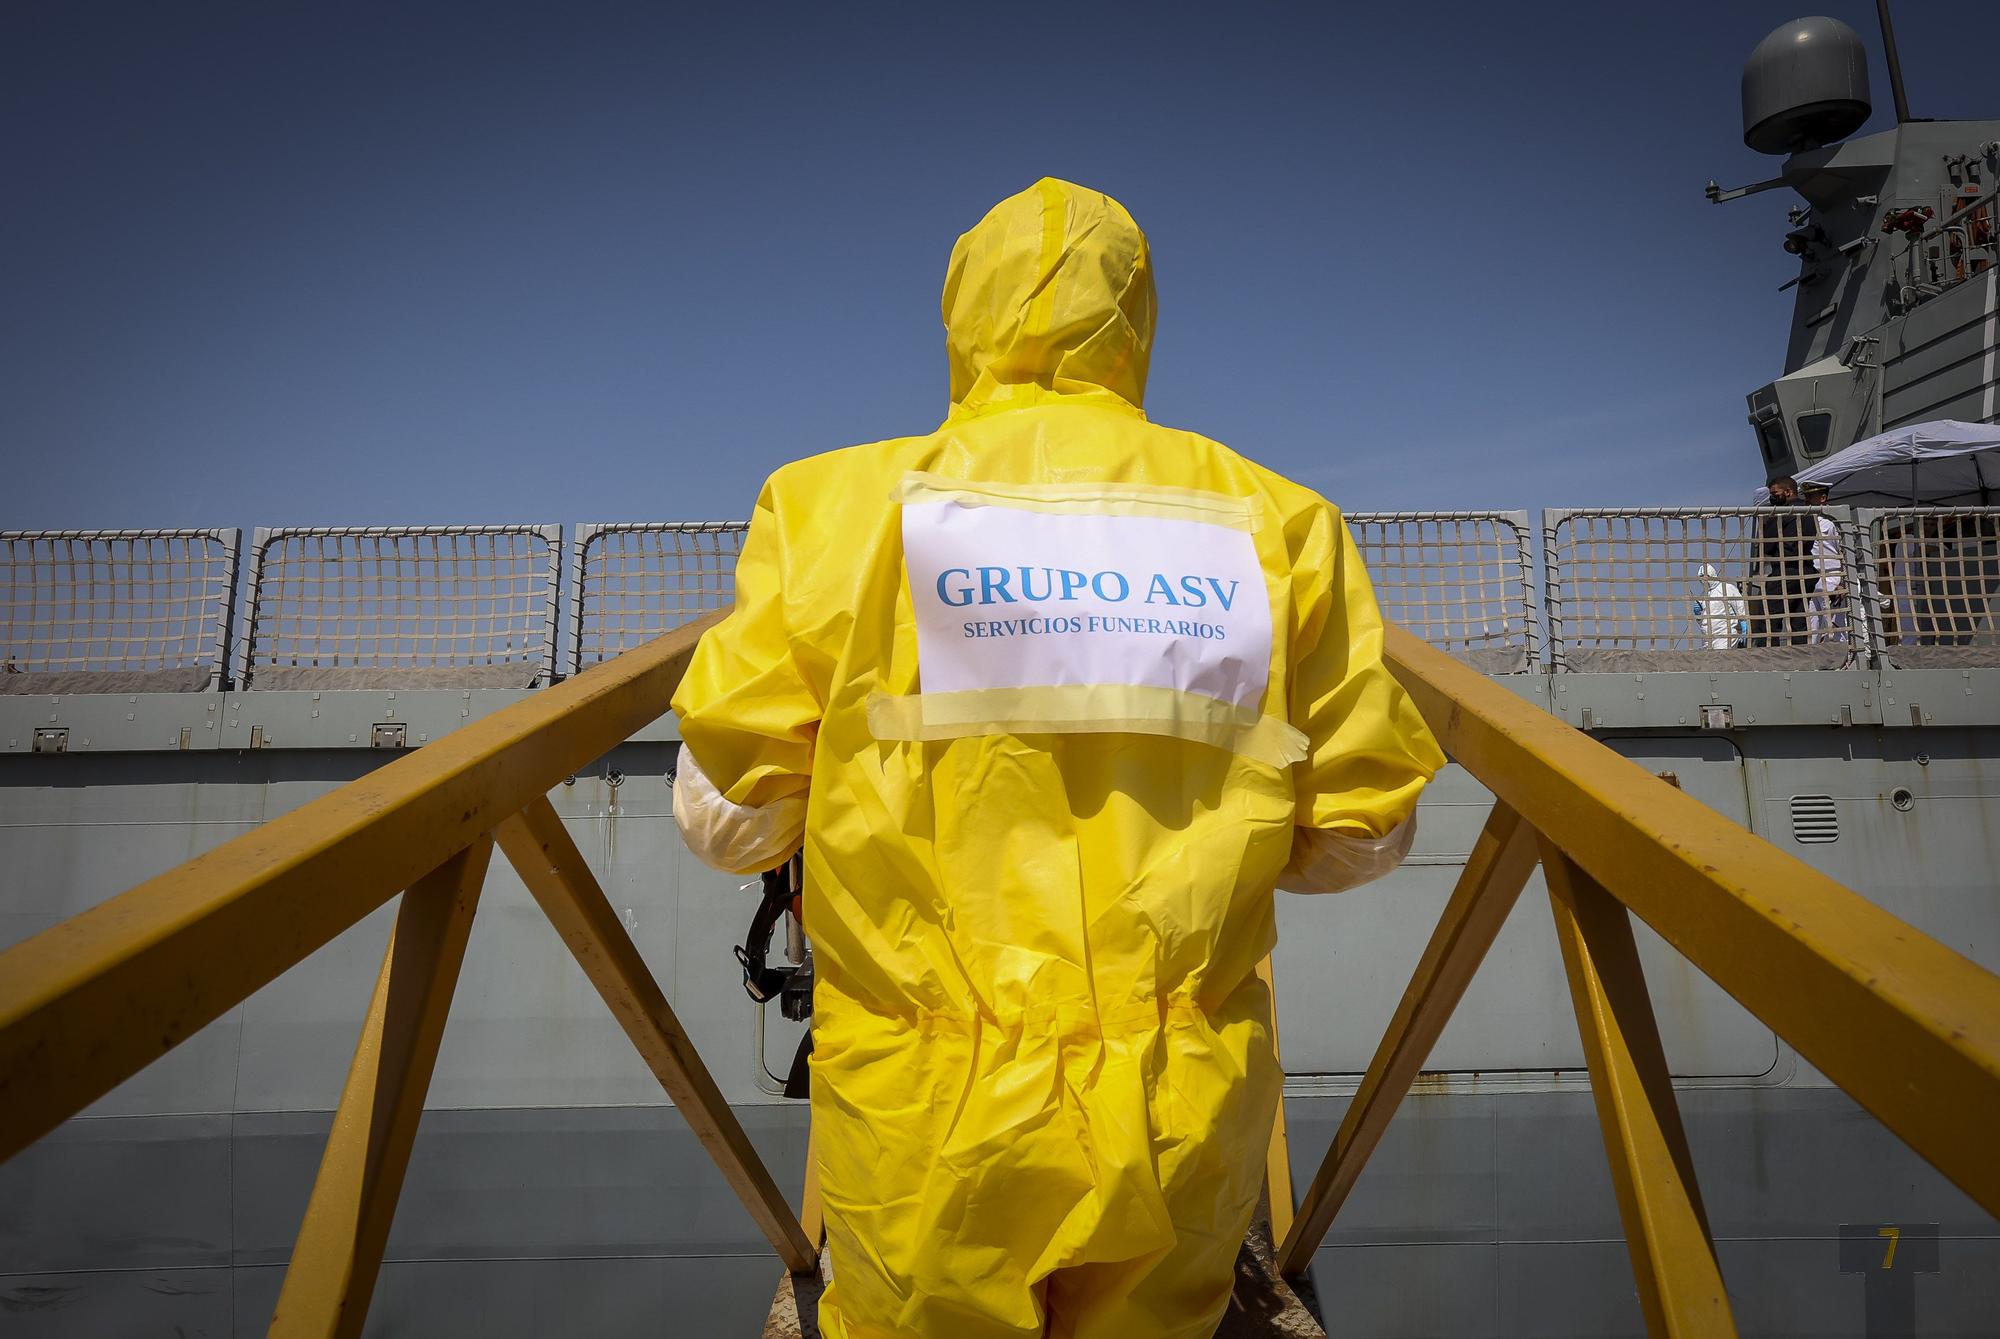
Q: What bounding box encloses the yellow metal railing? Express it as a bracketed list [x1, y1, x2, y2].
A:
[0, 610, 822, 1339]
[1, 612, 1997, 1337]
[1273, 627, 2000, 1334]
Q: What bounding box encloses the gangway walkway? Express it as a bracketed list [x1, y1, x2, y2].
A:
[1, 611, 1996, 1337]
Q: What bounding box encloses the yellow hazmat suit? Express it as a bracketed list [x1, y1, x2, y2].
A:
[672, 178, 1442, 1339]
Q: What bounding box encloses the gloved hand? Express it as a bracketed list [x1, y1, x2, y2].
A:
[1278, 815, 1417, 894]
[672, 744, 806, 876]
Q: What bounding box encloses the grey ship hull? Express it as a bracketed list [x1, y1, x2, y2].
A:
[3, 672, 1996, 1337]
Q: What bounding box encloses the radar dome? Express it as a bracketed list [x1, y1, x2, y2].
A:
[1741, 17, 1872, 155]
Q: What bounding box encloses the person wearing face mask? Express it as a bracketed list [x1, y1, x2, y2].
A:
[1752, 475, 1816, 647]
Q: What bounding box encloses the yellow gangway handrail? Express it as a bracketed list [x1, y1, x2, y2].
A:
[2, 613, 1998, 1337]
[1273, 627, 2000, 1335]
[0, 609, 820, 1339]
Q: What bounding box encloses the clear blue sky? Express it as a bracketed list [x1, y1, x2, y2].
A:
[3, 1, 1991, 531]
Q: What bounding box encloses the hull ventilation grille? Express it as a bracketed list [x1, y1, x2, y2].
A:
[1790, 795, 1839, 844]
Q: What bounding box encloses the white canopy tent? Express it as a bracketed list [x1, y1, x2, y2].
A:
[1754, 420, 2000, 505]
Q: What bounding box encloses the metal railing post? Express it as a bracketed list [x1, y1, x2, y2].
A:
[1383, 624, 2000, 1217]
[1276, 800, 1541, 1277]
[537, 524, 563, 686]
[1829, 506, 1873, 664]
[0, 613, 724, 1163]
[268, 838, 495, 1339]
[568, 524, 599, 679]
[8, 594, 2000, 1337]
[210, 528, 242, 691]
[241, 527, 272, 688]
[1543, 838, 1735, 1336]
[494, 797, 818, 1273]
[1540, 509, 1569, 669]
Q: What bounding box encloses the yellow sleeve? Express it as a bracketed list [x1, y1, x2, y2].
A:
[670, 478, 820, 811]
[1287, 504, 1444, 837]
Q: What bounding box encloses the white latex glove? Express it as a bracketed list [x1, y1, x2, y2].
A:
[672, 744, 806, 876]
[1279, 815, 1418, 895]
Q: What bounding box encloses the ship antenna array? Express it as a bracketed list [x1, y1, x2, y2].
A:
[1874, 0, 1911, 124]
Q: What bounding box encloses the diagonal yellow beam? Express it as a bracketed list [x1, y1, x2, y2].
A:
[1277, 800, 1541, 1277]
[0, 612, 722, 1164]
[799, 1123, 825, 1252]
[1383, 625, 2000, 1219]
[1543, 838, 1736, 1338]
[268, 838, 494, 1339]
[494, 796, 818, 1273]
[1254, 954, 1297, 1248]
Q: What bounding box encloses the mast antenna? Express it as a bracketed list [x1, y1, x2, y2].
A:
[1874, 0, 1911, 123]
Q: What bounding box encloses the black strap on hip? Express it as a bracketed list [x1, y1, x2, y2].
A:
[734, 862, 798, 1004]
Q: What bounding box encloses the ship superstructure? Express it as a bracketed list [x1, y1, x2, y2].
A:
[1708, 15, 1999, 477]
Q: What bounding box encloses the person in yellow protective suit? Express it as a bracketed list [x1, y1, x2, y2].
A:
[671, 178, 1443, 1339]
